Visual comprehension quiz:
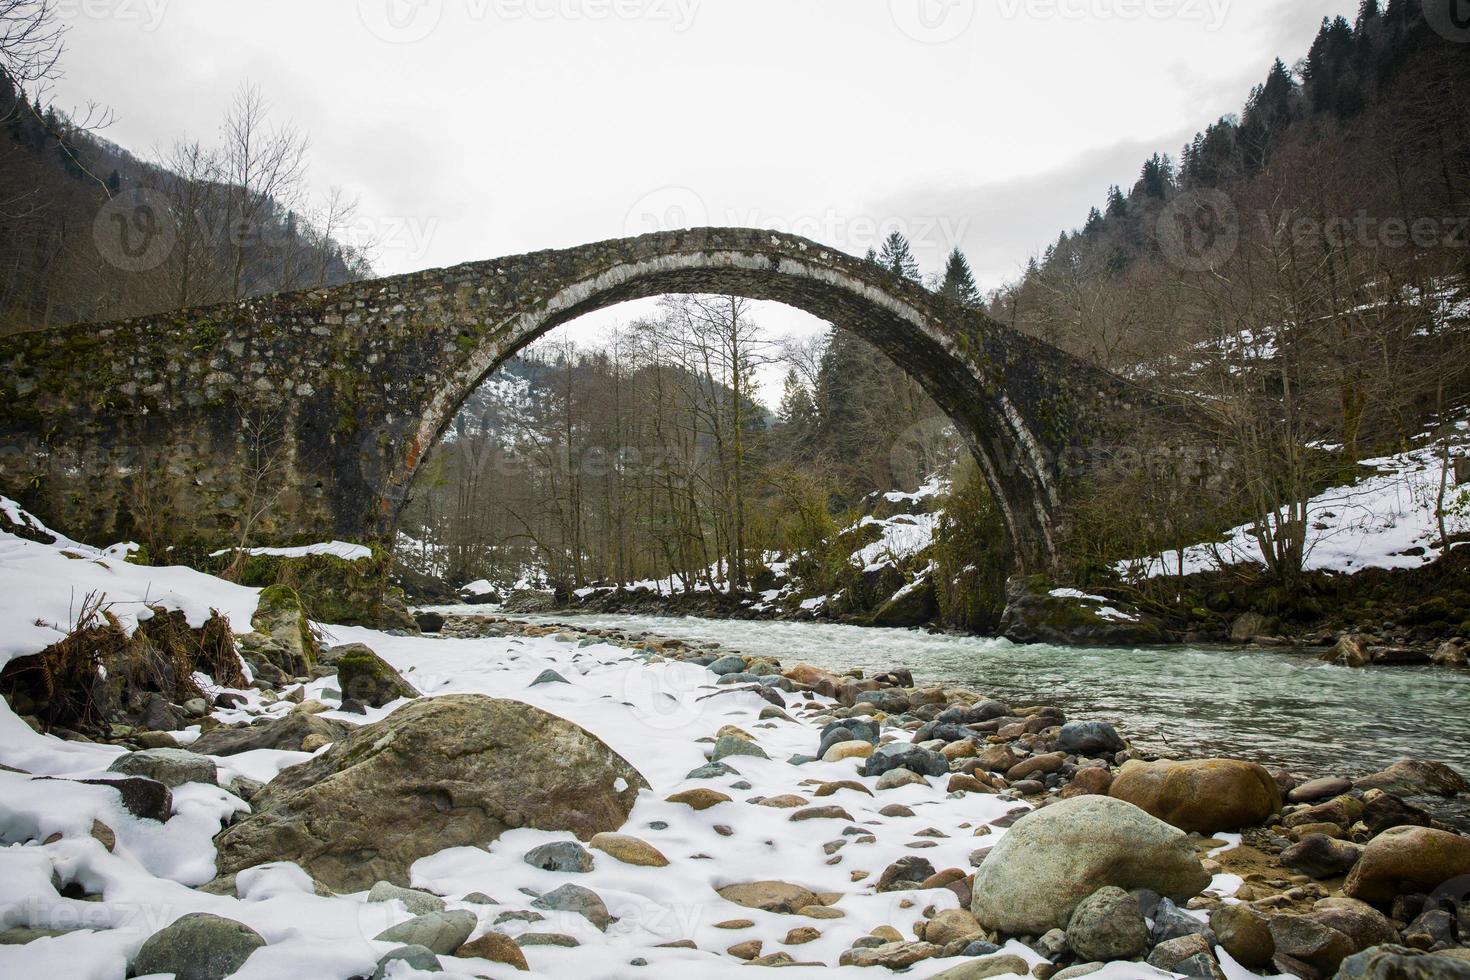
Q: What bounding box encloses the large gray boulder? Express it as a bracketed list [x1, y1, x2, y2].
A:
[970, 795, 1212, 935]
[331, 643, 419, 708]
[213, 694, 647, 891]
[1333, 945, 1470, 979]
[187, 711, 353, 756]
[372, 910, 476, 954]
[999, 576, 1167, 647]
[131, 913, 266, 980]
[1065, 886, 1148, 961]
[107, 747, 217, 787]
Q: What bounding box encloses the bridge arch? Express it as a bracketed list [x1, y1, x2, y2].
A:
[399, 236, 1069, 570]
[0, 228, 1152, 573]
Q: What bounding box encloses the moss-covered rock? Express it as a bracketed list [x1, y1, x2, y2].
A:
[870, 575, 938, 628]
[331, 644, 418, 708]
[246, 585, 318, 677]
[235, 548, 417, 633]
[999, 575, 1167, 647]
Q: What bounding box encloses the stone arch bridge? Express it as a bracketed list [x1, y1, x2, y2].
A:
[0, 228, 1199, 572]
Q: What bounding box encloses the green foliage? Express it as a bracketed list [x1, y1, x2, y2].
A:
[930, 460, 1011, 633]
[237, 547, 411, 632]
[940, 248, 982, 308]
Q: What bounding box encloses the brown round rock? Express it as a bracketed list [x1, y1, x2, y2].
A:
[1109, 758, 1281, 833]
[1343, 826, 1470, 904]
[456, 932, 529, 971]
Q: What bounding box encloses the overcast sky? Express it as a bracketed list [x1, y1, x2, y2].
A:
[54, 0, 1355, 398]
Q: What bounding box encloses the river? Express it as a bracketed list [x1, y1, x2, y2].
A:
[470, 610, 1470, 794]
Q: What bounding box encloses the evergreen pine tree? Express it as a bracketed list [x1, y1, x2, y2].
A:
[1084, 207, 1105, 234]
[878, 231, 921, 282]
[940, 247, 981, 307]
[1105, 185, 1128, 219]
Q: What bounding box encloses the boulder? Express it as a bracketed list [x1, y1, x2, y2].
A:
[876, 856, 937, 892]
[1310, 898, 1397, 952]
[1290, 777, 1355, 804]
[1432, 641, 1468, 668]
[1065, 886, 1149, 962]
[1344, 826, 1470, 904]
[1056, 721, 1126, 756]
[1363, 790, 1433, 835]
[924, 909, 986, 947]
[1356, 760, 1469, 798]
[1334, 944, 1470, 979]
[523, 841, 593, 874]
[860, 742, 948, 779]
[372, 945, 441, 977]
[871, 575, 939, 628]
[373, 910, 476, 954]
[188, 712, 353, 756]
[333, 644, 418, 707]
[131, 913, 266, 980]
[999, 575, 1167, 647]
[1231, 612, 1271, 643]
[245, 585, 318, 676]
[1283, 834, 1364, 879]
[589, 833, 668, 868]
[839, 941, 941, 969]
[969, 795, 1211, 934]
[1268, 914, 1356, 974]
[74, 776, 172, 822]
[1210, 904, 1275, 969]
[928, 955, 1032, 979]
[1109, 758, 1281, 832]
[716, 881, 819, 914]
[107, 748, 217, 787]
[532, 883, 610, 931]
[214, 695, 647, 891]
[367, 881, 445, 915]
[1322, 634, 1373, 668]
[455, 932, 528, 970]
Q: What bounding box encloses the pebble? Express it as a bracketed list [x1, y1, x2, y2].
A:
[531, 883, 610, 931]
[665, 788, 731, 810]
[367, 881, 447, 915]
[589, 833, 669, 868]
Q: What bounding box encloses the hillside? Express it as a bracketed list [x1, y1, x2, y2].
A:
[0, 70, 369, 333]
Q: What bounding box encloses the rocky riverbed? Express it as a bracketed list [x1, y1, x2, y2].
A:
[6, 594, 1470, 979]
